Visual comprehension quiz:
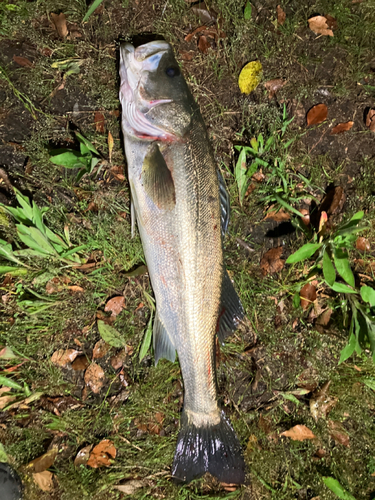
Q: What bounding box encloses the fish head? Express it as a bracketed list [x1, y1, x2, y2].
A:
[119, 41, 195, 142]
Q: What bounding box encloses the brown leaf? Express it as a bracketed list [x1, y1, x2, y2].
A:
[328, 420, 350, 447]
[87, 439, 116, 468]
[198, 35, 210, 54]
[308, 16, 334, 36]
[110, 348, 130, 370]
[365, 109, 375, 132]
[27, 448, 58, 473]
[252, 171, 265, 182]
[300, 283, 317, 310]
[330, 121, 353, 135]
[0, 395, 17, 409]
[50, 12, 68, 39]
[325, 14, 338, 30]
[264, 209, 290, 221]
[276, 5, 286, 25]
[108, 131, 114, 162]
[321, 186, 346, 217]
[316, 308, 333, 326]
[281, 424, 316, 441]
[93, 111, 105, 133]
[300, 208, 310, 226]
[84, 363, 105, 393]
[93, 340, 111, 359]
[297, 368, 319, 392]
[310, 381, 337, 421]
[260, 247, 284, 276]
[191, 2, 217, 24]
[68, 285, 84, 293]
[184, 25, 207, 42]
[51, 349, 80, 367]
[264, 78, 287, 98]
[74, 444, 93, 467]
[114, 480, 145, 494]
[180, 50, 194, 61]
[13, 55, 33, 68]
[104, 296, 125, 317]
[356, 237, 370, 252]
[71, 355, 90, 371]
[306, 103, 328, 126]
[33, 471, 54, 492]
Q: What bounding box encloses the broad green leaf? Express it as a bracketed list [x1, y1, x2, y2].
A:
[50, 151, 87, 168]
[0, 376, 23, 391]
[32, 201, 46, 235]
[45, 227, 68, 249]
[339, 333, 356, 364]
[0, 205, 29, 224]
[360, 285, 375, 307]
[139, 311, 153, 362]
[0, 266, 28, 276]
[322, 477, 356, 500]
[244, 1, 252, 20]
[330, 282, 357, 294]
[292, 291, 300, 308]
[17, 225, 56, 255]
[80, 142, 91, 155]
[60, 244, 86, 259]
[350, 211, 364, 222]
[14, 189, 33, 221]
[363, 378, 375, 391]
[0, 239, 27, 267]
[75, 132, 100, 155]
[322, 250, 335, 286]
[0, 443, 8, 463]
[286, 243, 322, 264]
[83, 0, 105, 22]
[235, 148, 249, 205]
[280, 393, 300, 406]
[97, 320, 126, 348]
[334, 248, 355, 287]
[0, 346, 17, 359]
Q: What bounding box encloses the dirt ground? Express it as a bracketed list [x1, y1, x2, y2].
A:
[0, 0, 375, 499]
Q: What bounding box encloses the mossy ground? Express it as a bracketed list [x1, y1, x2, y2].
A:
[0, 0, 375, 499]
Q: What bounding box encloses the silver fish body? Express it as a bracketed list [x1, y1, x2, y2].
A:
[119, 41, 245, 484]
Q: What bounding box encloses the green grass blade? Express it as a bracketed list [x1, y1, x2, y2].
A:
[322, 477, 357, 500]
[139, 312, 153, 362]
[83, 0, 105, 22]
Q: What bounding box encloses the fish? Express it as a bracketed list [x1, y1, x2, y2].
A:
[119, 40, 246, 484]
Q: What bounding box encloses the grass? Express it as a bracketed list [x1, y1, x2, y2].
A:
[0, 0, 375, 498]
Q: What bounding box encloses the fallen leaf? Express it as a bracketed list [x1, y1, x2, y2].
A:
[51, 349, 80, 367]
[300, 208, 310, 226]
[356, 237, 370, 252]
[308, 16, 334, 36]
[246, 434, 261, 454]
[27, 448, 58, 473]
[198, 35, 210, 53]
[300, 283, 317, 310]
[330, 121, 353, 135]
[71, 355, 90, 371]
[93, 339, 111, 359]
[50, 12, 68, 39]
[252, 171, 265, 182]
[108, 131, 114, 162]
[281, 424, 316, 441]
[264, 78, 287, 98]
[0, 346, 17, 359]
[33, 471, 54, 492]
[13, 55, 33, 67]
[321, 186, 346, 216]
[84, 363, 105, 393]
[94, 112, 105, 134]
[328, 420, 350, 447]
[297, 368, 319, 392]
[180, 50, 194, 61]
[365, 109, 375, 132]
[276, 5, 286, 25]
[184, 25, 207, 42]
[260, 247, 284, 276]
[325, 14, 338, 30]
[68, 285, 84, 293]
[74, 444, 93, 467]
[114, 480, 145, 494]
[191, 2, 217, 24]
[104, 296, 125, 317]
[238, 61, 263, 94]
[306, 103, 328, 126]
[87, 439, 116, 468]
[0, 395, 17, 409]
[310, 381, 337, 421]
[110, 348, 131, 370]
[264, 209, 290, 221]
[316, 308, 333, 326]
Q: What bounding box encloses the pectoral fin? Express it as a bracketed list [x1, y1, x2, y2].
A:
[142, 143, 176, 210]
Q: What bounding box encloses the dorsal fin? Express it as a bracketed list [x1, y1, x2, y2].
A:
[142, 143, 176, 210]
[218, 169, 230, 235]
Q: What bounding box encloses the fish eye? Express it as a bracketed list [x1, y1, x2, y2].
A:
[165, 66, 180, 77]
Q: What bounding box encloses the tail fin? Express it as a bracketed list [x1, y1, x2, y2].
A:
[172, 410, 245, 484]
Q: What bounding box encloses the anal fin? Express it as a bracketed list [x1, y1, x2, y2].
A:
[153, 312, 176, 365]
[217, 270, 245, 343]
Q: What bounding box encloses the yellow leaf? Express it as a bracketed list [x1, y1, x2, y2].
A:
[108, 131, 114, 163]
[238, 61, 263, 94]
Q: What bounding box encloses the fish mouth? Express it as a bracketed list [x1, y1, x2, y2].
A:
[119, 42, 176, 142]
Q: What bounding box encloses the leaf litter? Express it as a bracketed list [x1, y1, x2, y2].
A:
[86, 439, 116, 468]
[308, 16, 335, 37]
[306, 104, 328, 126]
[281, 425, 316, 441]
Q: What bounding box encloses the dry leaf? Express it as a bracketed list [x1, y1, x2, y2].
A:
[108, 131, 114, 162]
[114, 480, 145, 494]
[68, 285, 84, 293]
[264, 209, 290, 221]
[300, 283, 317, 310]
[180, 50, 194, 61]
[191, 2, 217, 24]
[110, 348, 130, 370]
[93, 339, 111, 359]
[330, 121, 353, 135]
[33, 471, 54, 492]
[260, 247, 284, 276]
[276, 5, 286, 25]
[74, 444, 93, 467]
[325, 14, 338, 30]
[297, 368, 319, 392]
[306, 103, 328, 126]
[184, 25, 207, 42]
[356, 237, 370, 252]
[365, 109, 375, 132]
[27, 448, 58, 473]
[71, 355, 90, 371]
[94, 112, 105, 133]
[316, 308, 333, 326]
[322, 186, 346, 216]
[300, 208, 310, 226]
[252, 171, 265, 182]
[281, 424, 316, 441]
[308, 16, 334, 36]
[264, 78, 287, 98]
[328, 420, 350, 447]
[51, 349, 80, 367]
[50, 12, 68, 39]
[13, 55, 33, 67]
[198, 35, 210, 53]
[87, 439, 116, 468]
[84, 363, 105, 393]
[0, 395, 17, 409]
[310, 381, 337, 421]
[104, 296, 125, 317]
